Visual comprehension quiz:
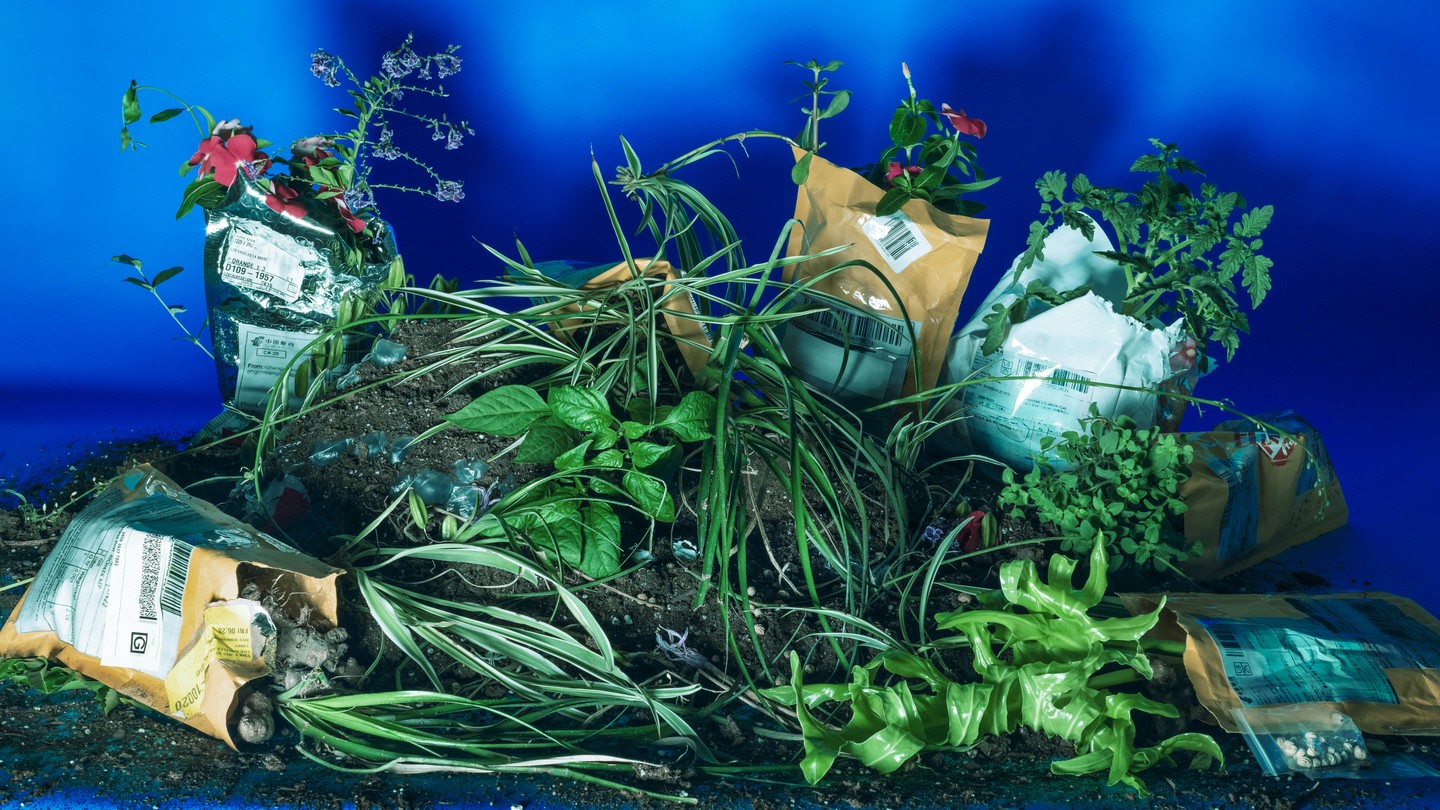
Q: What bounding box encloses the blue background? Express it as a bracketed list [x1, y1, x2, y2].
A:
[1, 2, 1436, 614]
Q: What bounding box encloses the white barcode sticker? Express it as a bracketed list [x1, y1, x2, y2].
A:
[783, 295, 918, 403]
[220, 225, 305, 302]
[859, 212, 931, 273]
[100, 529, 193, 676]
[960, 346, 1097, 467]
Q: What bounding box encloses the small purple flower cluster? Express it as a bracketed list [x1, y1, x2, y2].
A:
[310, 49, 340, 87]
[436, 180, 465, 203]
[343, 185, 375, 213]
[372, 127, 401, 161]
[655, 627, 708, 669]
[381, 42, 423, 80]
[434, 52, 462, 78]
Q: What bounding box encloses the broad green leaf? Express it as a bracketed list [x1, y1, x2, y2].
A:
[549, 385, 612, 432]
[152, 266, 184, 287]
[630, 441, 673, 470]
[622, 470, 674, 522]
[552, 439, 592, 472]
[515, 421, 573, 464]
[578, 503, 622, 578]
[660, 390, 717, 442]
[148, 107, 185, 124]
[121, 81, 141, 125]
[592, 449, 624, 469]
[446, 385, 550, 435]
[791, 150, 813, 186]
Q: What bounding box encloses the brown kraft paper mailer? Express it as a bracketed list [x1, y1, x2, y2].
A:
[555, 258, 712, 376]
[1122, 592, 1440, 736]
[1177, 417, 1347, 580]
[783, 149, 988, 404]
[0, 465, 342, 748]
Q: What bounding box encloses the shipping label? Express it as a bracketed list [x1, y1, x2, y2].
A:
[782, 293, 918, 403]
[220, 226, 305, 302]
[858, 211, 931, 274]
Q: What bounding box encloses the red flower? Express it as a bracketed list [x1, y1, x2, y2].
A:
[189, 132, 270, 187]
[264, 178, 307, 220]
[885, 161, 922, 184]
[332, 195, 367, 234]
[957, 510, 988, 553]
[941, 103, 986, 139]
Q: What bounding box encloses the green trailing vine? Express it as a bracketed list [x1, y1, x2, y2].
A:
[760, 539, 1221, 795]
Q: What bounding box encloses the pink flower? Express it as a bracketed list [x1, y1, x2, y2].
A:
[264, 178, 307, 219]
[885, 161, 922, 184]
[941, 103, 986, 139]
[189, 132, 270, 187]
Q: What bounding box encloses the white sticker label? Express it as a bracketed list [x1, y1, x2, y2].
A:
[783, 294, 918, 403]
[960, 346, 1096, 468]
[100, 529, 192, 676]
[234, 322, 311, 412]
[859, 212, 931, 273]
[221, 227, 305, 302]
[17, 491, 200, 677]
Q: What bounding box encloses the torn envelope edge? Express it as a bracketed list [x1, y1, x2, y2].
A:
[1122, 591, 1440, 736]
[1177, 417, 1348, 580]
[0, 465, 342, 748]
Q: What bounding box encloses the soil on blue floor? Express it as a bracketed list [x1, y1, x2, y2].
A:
[2, 319, 1435, 809]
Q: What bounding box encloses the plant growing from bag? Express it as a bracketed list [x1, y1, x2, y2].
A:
[118, 34, 472, 414]
[784, 62, 993, 409]
[983, 139, 1273, 375]
[997, 403, 1199, 572]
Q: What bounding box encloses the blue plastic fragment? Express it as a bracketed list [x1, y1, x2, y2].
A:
[359, 431, 389, 458]
[447, 485, 482, 519]
[411, 469, 455, 505]
[452, 457, 490, 484]
[309, 438, 355, 468]
[389, 436, 416, 465]
[368, 338, 407, 368]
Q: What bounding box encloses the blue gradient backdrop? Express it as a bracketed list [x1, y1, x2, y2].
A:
[2, 2, 1436, 612]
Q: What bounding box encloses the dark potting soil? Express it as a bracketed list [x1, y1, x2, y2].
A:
[3, 319, 1438, 809]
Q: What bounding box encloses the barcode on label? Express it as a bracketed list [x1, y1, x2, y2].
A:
[798, 300, 912, 353]
[1018, 360, 1091, 392]
[160, 543, 193, 617]
[860, 212, 931, 273]
[877, 223, 918, 262]
[1206, 624, 1248, 658]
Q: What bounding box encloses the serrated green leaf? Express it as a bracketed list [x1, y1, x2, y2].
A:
[446, 385, 550, 435]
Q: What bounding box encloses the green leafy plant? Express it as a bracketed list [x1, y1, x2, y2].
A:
[121, 34, 469, 226]
[998, 404, 1197, 572]
[109, 254, 211, 358]
[793, 61, 996, 216]
[983, 139, 1272, 370]
[443, 384, 717, 578]
[759, 539, 1221, 795]
[0, 657, 130, 717]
